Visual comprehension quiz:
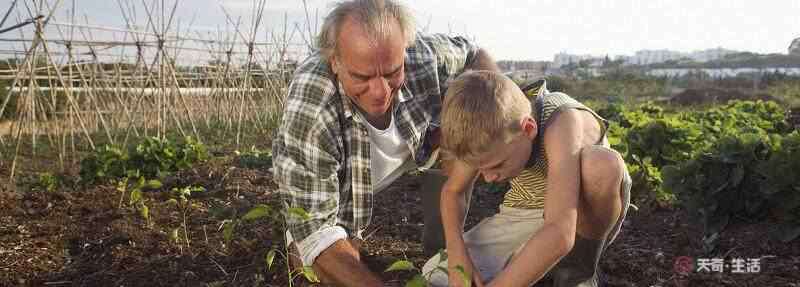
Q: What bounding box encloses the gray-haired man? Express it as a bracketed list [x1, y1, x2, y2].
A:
[271, 0, 499, 285]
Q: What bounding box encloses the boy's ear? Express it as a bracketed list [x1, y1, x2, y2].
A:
[520, 116, 538, 140]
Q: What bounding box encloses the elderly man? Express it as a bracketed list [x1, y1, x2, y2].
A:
[271, 0, 499, 285]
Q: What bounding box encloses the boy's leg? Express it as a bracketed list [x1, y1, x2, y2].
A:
[549, 145, 632, 287]
[421, 168, 473, 257]
[422, 206, 545, 287]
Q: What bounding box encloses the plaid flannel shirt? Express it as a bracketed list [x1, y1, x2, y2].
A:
[272, 33, 479, 243]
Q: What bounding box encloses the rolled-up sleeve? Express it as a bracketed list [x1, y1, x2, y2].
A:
[273, 71, 343, 244]
[285, 226, 348, 266]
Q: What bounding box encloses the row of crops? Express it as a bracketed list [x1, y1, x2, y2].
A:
[598, 100, 800, 248]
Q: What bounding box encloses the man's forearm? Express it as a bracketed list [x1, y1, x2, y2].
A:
[313, 239, 383, 287]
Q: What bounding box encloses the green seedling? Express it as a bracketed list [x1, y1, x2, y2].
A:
[167, 185, 206, 253]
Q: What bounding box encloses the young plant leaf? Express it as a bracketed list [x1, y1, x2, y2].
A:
[129, 190, 142, 205]
[139, 204, 149, 220]
[242, 204, 271, 221]
[384, 260, 415, 272]
[455, 265, 472, 287]
[170, 228, 180, 243]
[145, 179, 162, 190]
[265, 249, 277, 270]
[223, 220, 236, 243]
[287, 207, 311, 221]
[301, 266, 320, 283]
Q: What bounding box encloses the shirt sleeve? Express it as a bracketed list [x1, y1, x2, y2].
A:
[272, 70, 344, 243]
[286, 226, 348, 266]
[424, 33, 481, 88]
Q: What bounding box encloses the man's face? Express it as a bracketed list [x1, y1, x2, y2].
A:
[330, 17, 406, 121]
[471, 118, 537, 183]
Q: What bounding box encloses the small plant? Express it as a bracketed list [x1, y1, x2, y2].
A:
[116, 174, 162, 227]
[227, 204, 319, 286]
[384, 250, 472, 287]
[34, 172, 59, 192]
[167, 185, 206, 253]
[234, 146, 272, 169]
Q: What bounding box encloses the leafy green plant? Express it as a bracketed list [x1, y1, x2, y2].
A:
[663, 133, 777, 250]
[129, 136, 208, 178]
[757, 131, 800, 242]
[80, 145, 130, 183]
[80, 136, 208, 183]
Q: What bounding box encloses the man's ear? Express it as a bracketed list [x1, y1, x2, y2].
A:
[520, 116, 538, 140]
[329, 55, 339, 75]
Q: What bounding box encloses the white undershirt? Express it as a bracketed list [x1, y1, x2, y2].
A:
[362, 110, 414, 193]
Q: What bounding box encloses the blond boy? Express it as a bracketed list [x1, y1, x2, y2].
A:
[422, 71, 631, 287]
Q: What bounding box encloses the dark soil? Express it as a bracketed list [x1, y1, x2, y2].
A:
[1, 156, 799, 287]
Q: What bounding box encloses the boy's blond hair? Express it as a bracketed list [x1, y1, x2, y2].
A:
[441, 70, 533, 162]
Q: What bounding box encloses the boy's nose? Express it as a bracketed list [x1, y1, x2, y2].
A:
[482, 172, 500, 183]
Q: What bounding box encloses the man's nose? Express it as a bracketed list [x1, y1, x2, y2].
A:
[367, 76, 391, 98]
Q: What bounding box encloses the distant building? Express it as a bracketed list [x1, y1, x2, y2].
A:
[689, 48, 737, 62]
[790, 37, 800, 55]
[626, 50, 684, 65]
[553, 52, 598, 68]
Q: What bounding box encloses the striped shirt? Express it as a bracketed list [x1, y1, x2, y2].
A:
[503, 86, 609, 209]
[272, 33, 479, 243]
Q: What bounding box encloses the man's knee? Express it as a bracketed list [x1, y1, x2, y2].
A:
[579, 146, 625, 198]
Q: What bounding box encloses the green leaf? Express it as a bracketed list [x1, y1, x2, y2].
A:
[242, 204, 271, 221]
[454, 265, 472, 287]
[287, 207, 311, 221]
[170, 228, 180, 243]
[129, 190, 142, 205]
[223, 220, 236, 243]
[265, 249, 277, 270]
[139, 204, 149, 220]
[166, 198, 179, 206]
[384, 260, 415, 272]
[145, 179, 162, 190]
[301, 266, 320, 283]
[405, 274, 426, 287]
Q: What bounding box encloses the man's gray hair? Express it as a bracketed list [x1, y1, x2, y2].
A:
[317, 0, 416, 58]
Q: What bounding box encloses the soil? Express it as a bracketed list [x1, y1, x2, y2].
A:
[1, 156, 799, 287]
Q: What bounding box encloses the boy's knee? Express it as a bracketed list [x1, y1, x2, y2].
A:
[580, 146, 625, 196]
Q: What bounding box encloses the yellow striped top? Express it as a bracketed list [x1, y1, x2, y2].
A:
[501, 88, 607, 209]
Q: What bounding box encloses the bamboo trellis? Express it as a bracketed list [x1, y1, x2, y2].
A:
[0, 0, 318, 180]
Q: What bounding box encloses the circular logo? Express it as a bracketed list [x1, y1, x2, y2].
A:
[673, 256, 694, 275]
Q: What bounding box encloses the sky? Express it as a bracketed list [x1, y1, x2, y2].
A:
[2, 0, 799, 61]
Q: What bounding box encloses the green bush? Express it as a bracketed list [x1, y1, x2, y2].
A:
[663, 131, 800, 244]
[80, 136, 208, 183]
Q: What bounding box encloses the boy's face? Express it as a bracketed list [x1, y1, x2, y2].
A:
[471, 117, 537, 183]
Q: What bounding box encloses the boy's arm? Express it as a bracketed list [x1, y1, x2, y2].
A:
[440, 159, 481, 287]
[488, 110, 587, 287]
